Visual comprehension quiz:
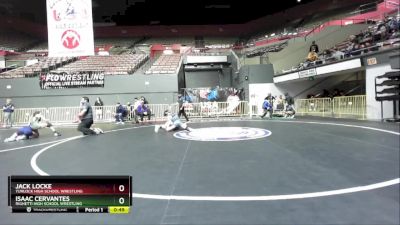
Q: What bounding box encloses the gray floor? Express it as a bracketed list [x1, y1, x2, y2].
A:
[0, 117, 399, 225]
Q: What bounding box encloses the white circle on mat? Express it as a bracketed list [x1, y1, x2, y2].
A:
[173, 127, 271, 141]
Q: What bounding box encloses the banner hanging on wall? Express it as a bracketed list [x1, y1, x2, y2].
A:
[39, 72, 105, 89]
[46, 0, 95, 57]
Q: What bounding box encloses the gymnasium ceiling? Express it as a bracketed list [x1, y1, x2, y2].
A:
[0, 0, 378, 26]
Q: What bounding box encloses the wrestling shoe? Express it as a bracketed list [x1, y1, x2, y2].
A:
[4, 138, 14, 142]
[16, 135, 27, 141]
[154, 125, 160, 133]
[96, 128, 104, 134]
[93, 128, 104, 134]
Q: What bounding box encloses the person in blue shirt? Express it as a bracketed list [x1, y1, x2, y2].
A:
[4, 111, 62, 142]
[115, 102, 127, 124]
[207, 87, 219, 101]
[154, 110, 193, 133]
[2, 98, 15, 128]
[136, 101, 151, 122]
[4, 126, 39, 142]
[260, 97, 273, 119]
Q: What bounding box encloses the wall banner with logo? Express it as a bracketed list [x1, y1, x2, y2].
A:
[40, 72, 105, 89]
[46, 0, 95, 57]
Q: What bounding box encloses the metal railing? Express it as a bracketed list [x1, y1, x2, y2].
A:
[295, 95, 366, 119]
[295, 98, 333, 117]
[184, 101, 248, 119]
[0, 102, 249, 126]
[0, 97, 367, 126]
[332, 95, 367, 119]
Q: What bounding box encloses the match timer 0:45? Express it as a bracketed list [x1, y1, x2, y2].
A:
[8, 176, 132, 214]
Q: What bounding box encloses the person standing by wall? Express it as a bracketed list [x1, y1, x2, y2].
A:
[94, 97, 104, 121]
[260, 97, 273, 119]
[284, 92, 294, 109]
[2, 98, 15, 128]
[178, 94, 189, 122]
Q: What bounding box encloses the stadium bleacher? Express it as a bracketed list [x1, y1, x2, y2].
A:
[145, 54, 181, 74]
[0, 30, 38, 52]
[0, 56, 76, 78]
[203, 37, 237, 49]
[290, 15, 400, 72]
[143, 37, 195, 45]
[53, 54, 148, 75]
[245, 41, 288, 57]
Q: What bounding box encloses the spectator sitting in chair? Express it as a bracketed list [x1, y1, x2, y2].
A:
[132, 98, 141, 123]
[115, 102, 127, 124]
[140, 96, 149, 105]
[331, 48, 344, 61]
[136, 101, 151, 122]
[307, 50, 319, 62]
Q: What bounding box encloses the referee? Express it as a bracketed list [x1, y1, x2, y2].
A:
[178, 94, 189, 122]
[77, 96, 102, 135]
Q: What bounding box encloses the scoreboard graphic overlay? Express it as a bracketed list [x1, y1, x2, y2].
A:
[8, 176, 132, 214]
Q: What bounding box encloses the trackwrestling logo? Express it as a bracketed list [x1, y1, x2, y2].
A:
[174, 127, 271, 141]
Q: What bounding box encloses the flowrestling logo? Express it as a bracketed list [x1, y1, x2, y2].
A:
[174, 127, 271, 141]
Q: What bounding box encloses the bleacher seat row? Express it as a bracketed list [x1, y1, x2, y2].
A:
[145, 54, 181, 74]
